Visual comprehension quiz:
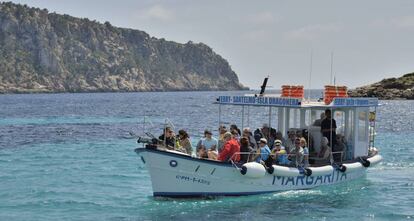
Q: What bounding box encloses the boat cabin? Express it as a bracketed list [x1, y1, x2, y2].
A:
[216, 94, 379, 161]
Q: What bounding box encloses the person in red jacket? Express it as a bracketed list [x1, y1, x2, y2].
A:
[218, 132, 241, 162]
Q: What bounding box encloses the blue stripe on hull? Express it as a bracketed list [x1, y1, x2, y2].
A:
[153, 191, 278, 198]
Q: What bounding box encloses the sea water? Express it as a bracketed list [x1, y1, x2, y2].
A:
[0, 92, 413, 221]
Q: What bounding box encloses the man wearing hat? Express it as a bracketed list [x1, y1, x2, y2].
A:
[253, 138, 271, 164]
[271, 139, 289, 165]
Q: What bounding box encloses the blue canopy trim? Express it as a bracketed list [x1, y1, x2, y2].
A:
[216, 96, 379, 108]
[217, 96, 301, 107]
[331, 97, 379, 107]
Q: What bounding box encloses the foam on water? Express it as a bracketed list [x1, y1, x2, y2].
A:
[0, 92, 413, 221]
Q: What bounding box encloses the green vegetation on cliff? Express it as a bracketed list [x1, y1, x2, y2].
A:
[349, 73, 414, 99]
[0, 2, 245, 93]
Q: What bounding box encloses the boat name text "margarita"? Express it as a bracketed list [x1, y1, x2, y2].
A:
[176, 175, 211, 185]
[218, 96, 300, 107]
[272, 170, 347, 186]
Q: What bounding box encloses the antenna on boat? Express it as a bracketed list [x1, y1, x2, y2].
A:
[307, 50, 313, 102]
[330, 51, 334, 85]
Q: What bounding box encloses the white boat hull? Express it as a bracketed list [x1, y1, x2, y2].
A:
[136, 148, 378, 197]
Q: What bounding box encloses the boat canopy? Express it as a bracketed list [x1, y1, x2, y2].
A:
[216, 95, 379, 108]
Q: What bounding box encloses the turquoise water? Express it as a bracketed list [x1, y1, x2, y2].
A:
[0, 92, 413, 220]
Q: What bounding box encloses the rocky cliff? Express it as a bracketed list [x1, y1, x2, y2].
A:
[349, 73, 414, 99]
[0, 2, 245, 93]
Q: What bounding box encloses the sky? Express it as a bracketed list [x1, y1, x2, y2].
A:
[7, 0, 414, 89]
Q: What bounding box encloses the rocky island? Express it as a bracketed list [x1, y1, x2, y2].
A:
[0, 2, 246, 93]
[349, 73, 414, 100]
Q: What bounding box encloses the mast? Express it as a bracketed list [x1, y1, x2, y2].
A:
[259, 76, 269, 96]
[330, 52, 334, 85]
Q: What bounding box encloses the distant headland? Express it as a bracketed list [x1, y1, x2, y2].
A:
[0, 2, 246, 93]
[349, 73, 414, 100]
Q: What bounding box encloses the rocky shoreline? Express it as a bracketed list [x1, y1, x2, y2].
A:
[0, 2, 246, 94]
[349, 73, 414, 100]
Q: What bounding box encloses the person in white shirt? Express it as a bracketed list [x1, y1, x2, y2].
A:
[197, 129, 218, 159]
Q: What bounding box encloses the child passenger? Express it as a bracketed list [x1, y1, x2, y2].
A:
[300, 137, 309, 167]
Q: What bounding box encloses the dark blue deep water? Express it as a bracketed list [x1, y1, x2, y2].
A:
[0, 92, 413, 221]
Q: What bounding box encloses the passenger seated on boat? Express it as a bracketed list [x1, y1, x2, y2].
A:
[197, 146, 209, 159]
[288, 138, 304, 167]
[218, 132, 240, 162]
[275, 131, 286, 147]
[295, 130, 303, 138]
[252, 138, 271, 165]
[299, 137, 309, 167]
[333, 134, 346, 162]
[231, 130, 241, 143]
[218, 125, 227, 152]
[317, 137, 332, 161]
[301, 129, 315, 154]
[254, 123, 270, 144]
[242, 127, 257, 150]
[285, 129, 297, 154]
[268, 128, 277, 149]
[239, 137, 254, 163]
[230, 124, 241, 138]
[158, 127, 176, 150]
[271, 139, 289, 165]
[197, 129, 218, 160]
[177, 129, 193, 155]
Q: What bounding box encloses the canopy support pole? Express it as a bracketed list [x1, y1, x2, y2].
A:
[268, 107, 272, 128]
[242, 105, 245, 130]
[218, 104, 222, 129]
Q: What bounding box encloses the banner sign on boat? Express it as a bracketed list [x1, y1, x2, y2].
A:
[332, 98, 379, 107]
[217, 96, 301, 107]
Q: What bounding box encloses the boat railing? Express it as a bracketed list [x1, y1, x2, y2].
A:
[230, 150, 345, 167]
[229, 151, 310, 167]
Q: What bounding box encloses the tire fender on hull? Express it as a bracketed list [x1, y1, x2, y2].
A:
[307, 165, 334, 177]
[240, 162, 266, 178]
[367, 154, 382, 166]
[339, 162, 363, 173]
[272, 165, 301, 177]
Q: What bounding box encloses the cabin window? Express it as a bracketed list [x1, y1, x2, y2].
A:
[288, 108, 301, 129]
[237, 106, 280, 130]
[346, 109, 355, 160]
[334, 110, 346, 135]
[358, 111, 368, 142]
[303, 109, 312, 127]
